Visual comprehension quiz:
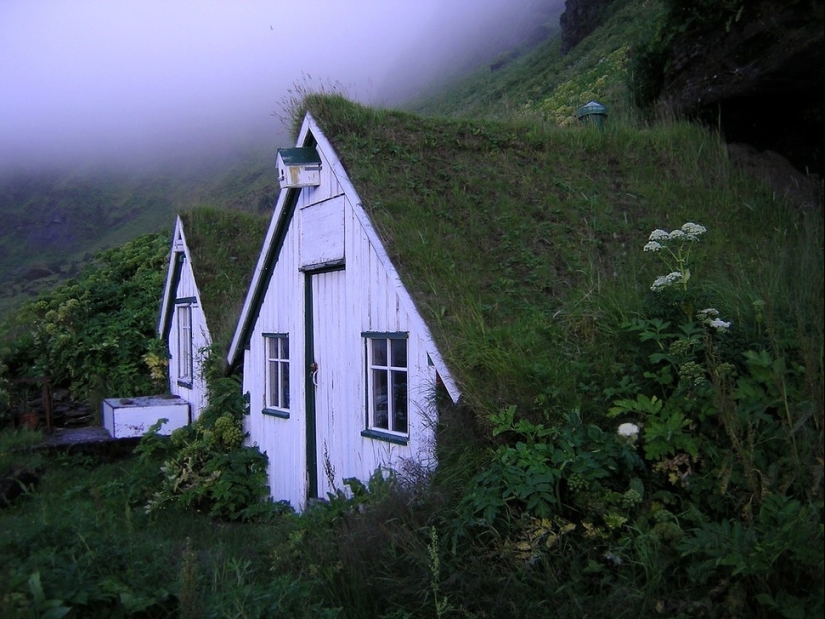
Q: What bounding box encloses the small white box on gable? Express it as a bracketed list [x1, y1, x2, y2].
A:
[276, 147, 322, 189]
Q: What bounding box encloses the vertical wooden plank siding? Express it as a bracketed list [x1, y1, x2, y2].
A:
[244, 212, 307, 509]
[168, 245, 210, 420]
[242, 132, 440, 511]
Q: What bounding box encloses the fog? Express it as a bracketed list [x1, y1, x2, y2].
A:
[1, 0, 560, 174]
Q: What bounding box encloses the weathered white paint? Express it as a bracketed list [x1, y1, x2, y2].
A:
[231, 113, 459, 511]
[158, 217, 211, 419]
[102, 396, 189, 438]
[300, 195, 345, 269]
[276, 148, 322, 189]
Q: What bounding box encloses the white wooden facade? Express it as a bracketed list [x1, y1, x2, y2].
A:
[229, 114, 460, 511]
[158, 216, 210, 421]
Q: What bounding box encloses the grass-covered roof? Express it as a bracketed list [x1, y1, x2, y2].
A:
[178, 207, 270, 354]
[300, 94, 809, 421]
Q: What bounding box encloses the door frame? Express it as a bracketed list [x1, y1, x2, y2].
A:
[303, 263, 345, 501]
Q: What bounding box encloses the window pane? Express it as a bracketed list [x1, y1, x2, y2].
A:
[372, 338, 387, 366]
[372, 369, 388, 429]
[392, 370, 407, 433]
[178, 306, 192, 379]
[268, 359, 277, 407]
[268, 337, 277, 360]
[280, 360, 290, 409]
[281, 337, 289, 360]
[391, 338, 407, 368]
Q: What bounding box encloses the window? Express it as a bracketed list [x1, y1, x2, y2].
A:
[264, 334, 290, 415]
[176, 304, 193, 386]
[365, 334, 408, 436]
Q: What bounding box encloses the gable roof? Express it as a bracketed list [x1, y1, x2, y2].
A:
[231, 94, 754, 419]
[159, 207, 270, 357]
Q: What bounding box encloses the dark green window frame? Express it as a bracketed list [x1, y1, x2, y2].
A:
[361, 332, 409, 445]
[175, 299, 195, 388]
[263, 333, 290, 418]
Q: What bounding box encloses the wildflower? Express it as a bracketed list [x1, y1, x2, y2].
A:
[651, 271, 682, 291]
[643, 241, 662, 252]
[708, 318, 731, 331]
[617, 423, 640, 438]
[649, 229, 669, 241]
[681, 222, 707, 237]
[696, 308, 731, 331]
[668, 229, 686, 241]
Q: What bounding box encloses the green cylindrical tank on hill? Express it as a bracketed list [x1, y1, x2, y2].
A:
[576, 100, 608, 128]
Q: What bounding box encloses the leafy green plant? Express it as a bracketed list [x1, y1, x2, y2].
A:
[141, 349, 277, 522]
[456, 407, 643, 530]
[0, 233, 169, 405]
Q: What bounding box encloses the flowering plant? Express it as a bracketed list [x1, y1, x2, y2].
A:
[643, 222, 707, 291]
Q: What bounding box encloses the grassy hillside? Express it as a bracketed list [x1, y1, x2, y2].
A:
[0, 148, 280, 318]
[407, 0, 661, 124]
[1, 1, 822, 617]
[302, 94, 821, 423]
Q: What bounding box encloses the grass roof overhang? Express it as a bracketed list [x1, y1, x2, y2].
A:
[298, 94, 816, 422]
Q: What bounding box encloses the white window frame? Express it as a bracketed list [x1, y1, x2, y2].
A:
[263, 333, 290, 417]
[364, 332, 409, 439]
[176, 302, 193, 387]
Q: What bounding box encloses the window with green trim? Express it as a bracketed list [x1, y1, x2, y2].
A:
[176, 304, 193, 386]
[366, 334, 408, 435]
[265, 334, 290, 412]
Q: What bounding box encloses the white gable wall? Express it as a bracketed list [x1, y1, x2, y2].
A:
[162, 221, 210, 421]
[243, 144, 440, 511]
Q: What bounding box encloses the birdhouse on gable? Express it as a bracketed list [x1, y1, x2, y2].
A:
[276, 147, 322, 189]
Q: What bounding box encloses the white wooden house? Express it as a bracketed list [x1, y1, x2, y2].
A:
[228, 113, 461, 510]
[159, 208, 271, 421]
[158, 215, 210, 420]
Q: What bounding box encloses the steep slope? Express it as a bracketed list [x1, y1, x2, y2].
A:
[0, 149, 280, 317]
[302, 94, 813, 418]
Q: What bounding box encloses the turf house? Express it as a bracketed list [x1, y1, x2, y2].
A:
[228, 106, 462, 511]
[159, 208, 269, 420]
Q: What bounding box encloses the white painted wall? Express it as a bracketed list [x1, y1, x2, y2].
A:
[242, 135, 441, 511]
[162, 219, 211, 420]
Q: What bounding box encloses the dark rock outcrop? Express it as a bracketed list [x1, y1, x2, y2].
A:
[560, 0, 618, 54]
[559, 0, 823, 177]
[659, 0, 824, 176]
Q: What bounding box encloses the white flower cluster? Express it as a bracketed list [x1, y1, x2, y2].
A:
[617, 422, 640, 445]
[617, 422, 640, 437]
[645, 222, 707, 248]
[681, 222, 707, 240]
[651, 271, 683, 291]
[696, 308, 731, 331]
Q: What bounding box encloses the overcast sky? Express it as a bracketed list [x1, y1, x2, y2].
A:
[1, 0, 557, 173]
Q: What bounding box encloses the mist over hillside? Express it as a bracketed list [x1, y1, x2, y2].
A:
[0, 0, 561, 176]
[0, 0, 566, 316]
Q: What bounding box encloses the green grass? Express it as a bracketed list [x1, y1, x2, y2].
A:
[0, 428, 46, 475]
[1, 0, 822, 616]
[407, 0, 663, 125]
[299, 93, 816, 424]
[0, 444, 335, 618]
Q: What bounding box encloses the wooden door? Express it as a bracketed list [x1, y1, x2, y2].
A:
[305, 267, 348, 500]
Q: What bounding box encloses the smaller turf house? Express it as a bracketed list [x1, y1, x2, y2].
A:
[159, 208, 270, 420]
